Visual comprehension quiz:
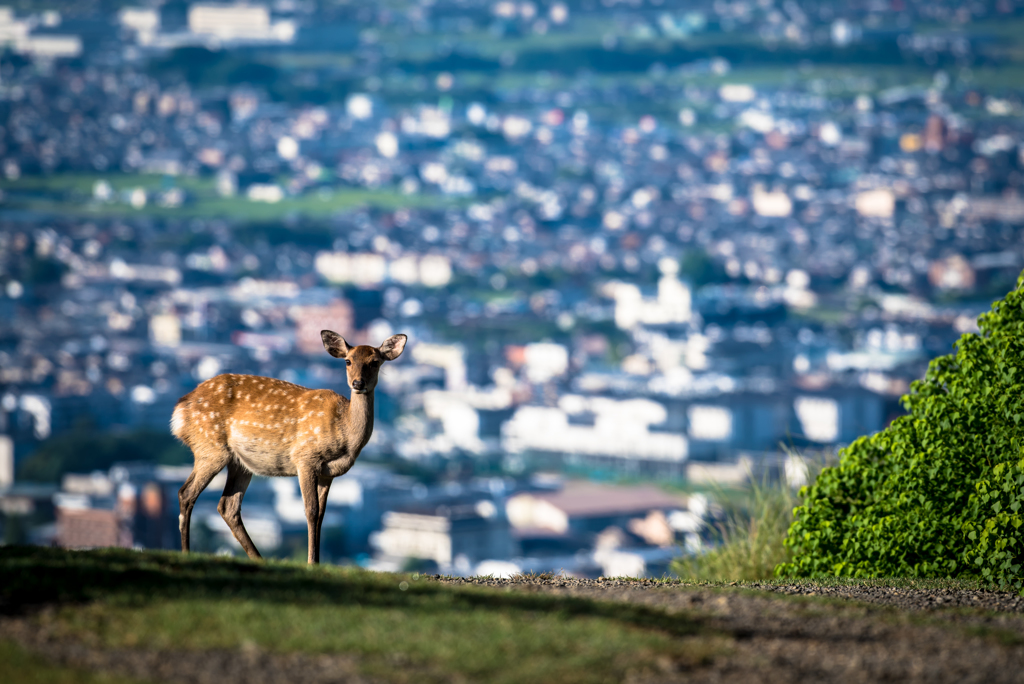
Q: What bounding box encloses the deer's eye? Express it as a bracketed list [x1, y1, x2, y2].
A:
[346, 360, 352, 367]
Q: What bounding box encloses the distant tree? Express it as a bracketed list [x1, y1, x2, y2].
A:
[17, 429, 191, 483]
[679, 249, 728, 289]
[23, 256, 65, 285]
[2, 513, 27, 545]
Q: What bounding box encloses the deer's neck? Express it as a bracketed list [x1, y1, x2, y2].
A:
[344, 390, 374, 452]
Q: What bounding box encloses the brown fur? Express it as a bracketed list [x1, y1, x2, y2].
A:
[172, 332, 407, 563]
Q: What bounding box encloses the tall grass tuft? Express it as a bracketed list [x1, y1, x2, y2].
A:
[672, 451, 834, 581]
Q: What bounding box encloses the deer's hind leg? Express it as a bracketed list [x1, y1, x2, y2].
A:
[218, 459, 262, 560]
[178, 447, 230, 553]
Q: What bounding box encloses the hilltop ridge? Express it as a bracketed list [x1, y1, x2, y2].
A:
[3, 547, 1024, 683]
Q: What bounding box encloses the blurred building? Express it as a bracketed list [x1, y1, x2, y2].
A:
[372, 497, 515, 573]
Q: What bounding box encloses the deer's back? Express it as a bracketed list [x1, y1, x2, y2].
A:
[171, 373, 344, 477]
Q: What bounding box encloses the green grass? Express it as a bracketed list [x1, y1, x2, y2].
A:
[0, 547, 725, 684]
[374, 16, 622, 62]
[672, 476, 798, 582]
[670, 450, 852, 583]
[915, 17, 1024, 42]
[0, 640, 149, 684]
[0, 173, 454, 220]
[792, 306, 854, 326]
[2, 547, 1016, 684]
[961, 64, 1024, 92]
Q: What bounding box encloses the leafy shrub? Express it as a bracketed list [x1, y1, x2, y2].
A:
[778, 274, 1024, 588]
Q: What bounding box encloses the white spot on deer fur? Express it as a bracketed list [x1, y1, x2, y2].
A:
[314, 427, 321, 434]
[179, 513, 185, 531]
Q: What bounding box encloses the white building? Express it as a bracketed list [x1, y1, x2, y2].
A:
[0, 8, 81, 59]
[187, 3, 295, 44]
[314, 251, 452, 288]
[411, 343, 467, 390]
[523, 343, 569, 384]
[421, 385, 515, 450]
[15, 35, 82, 59]
[605, 258, 691, 330]
[793, 391, 885, 444]
[502, 395, 688, 464]
[684, 396, 790, 456]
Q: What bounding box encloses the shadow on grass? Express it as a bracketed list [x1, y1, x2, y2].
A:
[0, 546, 705, 640]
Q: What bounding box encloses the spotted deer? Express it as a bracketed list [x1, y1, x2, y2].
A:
[171, 331, 407, 564]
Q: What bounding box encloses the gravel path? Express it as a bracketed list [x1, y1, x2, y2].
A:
[433, 574, 1024, 614]
[428, 575, 1024, 683]
[5, 576, 1024, 684]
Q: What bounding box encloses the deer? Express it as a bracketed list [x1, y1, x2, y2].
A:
[171, 331, 407, 564]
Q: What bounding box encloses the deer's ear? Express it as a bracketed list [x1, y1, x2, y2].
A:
[321, 330, 351, 359]
[379, 334, 408, 361]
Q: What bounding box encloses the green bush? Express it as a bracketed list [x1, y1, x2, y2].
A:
[778, 273, 1024, 589]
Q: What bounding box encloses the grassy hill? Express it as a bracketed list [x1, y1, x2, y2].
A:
[4, 546, 1024, 683]
[0, 546, 722, 684]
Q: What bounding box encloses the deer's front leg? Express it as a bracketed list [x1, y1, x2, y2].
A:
[315, 476, 333, 559]
[297, 467, 320, 564]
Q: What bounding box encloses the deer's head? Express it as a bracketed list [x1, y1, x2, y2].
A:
[321, 331, 407, 395]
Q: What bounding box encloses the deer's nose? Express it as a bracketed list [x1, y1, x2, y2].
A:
[352, 379, 366, 391]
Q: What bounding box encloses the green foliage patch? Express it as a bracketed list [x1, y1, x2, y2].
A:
[0, 640, 147, 684]
[779, 273, 1024, 589]
[17, 429, 191, 483]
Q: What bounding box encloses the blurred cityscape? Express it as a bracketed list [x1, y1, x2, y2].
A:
[1, 0, 1022, 576]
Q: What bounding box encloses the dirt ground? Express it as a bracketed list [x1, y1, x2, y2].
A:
[4, 577, 1024, 684]
[437, 576, 1024, 683]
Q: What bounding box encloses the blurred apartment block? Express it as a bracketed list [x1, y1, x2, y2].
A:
[120, 2, 296, 48]
[0, 7, 82, 59]
[372, 479, 697, 578]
